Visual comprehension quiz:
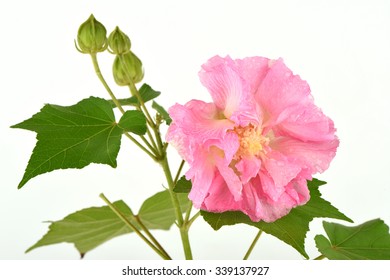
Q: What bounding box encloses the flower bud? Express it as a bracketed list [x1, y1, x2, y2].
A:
[108, 26, 131, 55]
[75, 14, 108, 54]
[113, 51, 144, 86]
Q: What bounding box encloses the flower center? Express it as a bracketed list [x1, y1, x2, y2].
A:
[234, 125, 269, 158]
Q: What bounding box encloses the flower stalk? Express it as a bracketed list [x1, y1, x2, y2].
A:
[243, 230, 263, 260]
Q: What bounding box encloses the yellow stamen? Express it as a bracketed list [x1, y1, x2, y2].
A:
[234, 125, 269, 158]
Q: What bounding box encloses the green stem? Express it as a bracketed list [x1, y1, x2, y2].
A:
[128, 81, 155, 128]
[134, 215, 171, 260]
[99, 193, 170, 260]
[243, 230, 263, 260]
[126, 84, 159, 154]
[144, 129, 159, 153]
[160, 157, 184, 226]
[187, 211, 200, 228]
[174, 160, 185, 185]
[90, 53, 125, 114]
[313, 255, 326, 260]
[160, 156, 194, 259]
[123, 132, 157, 161]
[180, 228, 193, 260]
[184, 203, 192, 223]
[112, 67, 193, 258]
[91, 54, 157, 160]
[140, 135, 159, 156]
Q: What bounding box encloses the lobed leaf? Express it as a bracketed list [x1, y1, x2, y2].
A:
[315, 219, 390, 260]
[11, 97, 123, 188]
[27, 190, 191, 256]
[201, 179, 352, 259]
[26, 201, 134, 256]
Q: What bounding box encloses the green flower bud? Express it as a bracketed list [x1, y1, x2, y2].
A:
[113, 51, 144, 86]
[75, 14, 108, 54]
[108, 26, 131, 55]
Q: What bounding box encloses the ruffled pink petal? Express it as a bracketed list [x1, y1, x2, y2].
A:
[274, 102, 337, 142]
[235, 56, 270, 96]
[201, 171, 310, 223]
[209, 131, 240, 164]
[258, 169, 283, 202]
[186, 149, 216, 208]
[199, 55, 259, 126]
[215, 158, 242, 201]
[271, 136, 339, 174]
[235, 156, 262, 184]
[202, 174, 241, 212]
[263, 150, 302, 191]
[284, 175, 310, 205]
[255, 58, 311, 127]
[187, 132, 240, 207]
[241, 177, 295, 222]
[167, 100, 234, 145]
[166, 122, 193, 163]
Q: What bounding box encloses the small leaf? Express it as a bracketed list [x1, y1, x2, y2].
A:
[315, 219, 390, 260]
[11, 97, 123, 188]
[110, 84, 161, 107]
[139, 190, 191, 229]
[152, 101, 172, 125]
[173, 176, 192, 193]
[118, 110, 147, 135]
[26, 201, 134, 255]
[201, 179, 352, 259]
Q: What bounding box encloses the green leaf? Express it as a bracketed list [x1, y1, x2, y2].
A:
[11, 97, 123, 189]
[152, 101, 172, 125]
[27, 190, 191, 256]
[315, 219, 390, 260]
[118, 110, 147, 135]
[173, 176, 192, 193]
[139, 190, 191, 229]
[110, 84, 161, 107]
[201, 179, 352, 259]
[26, 201, 134, 256]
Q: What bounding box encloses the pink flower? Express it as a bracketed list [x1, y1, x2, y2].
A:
[166, 56, 339, 222]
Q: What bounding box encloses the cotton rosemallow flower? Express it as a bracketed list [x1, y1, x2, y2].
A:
[166, 56, 339, 222]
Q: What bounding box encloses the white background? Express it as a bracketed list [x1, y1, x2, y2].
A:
[0, 0, 389, 260]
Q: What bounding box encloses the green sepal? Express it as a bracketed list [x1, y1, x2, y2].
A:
[152, 101, 172, 125]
